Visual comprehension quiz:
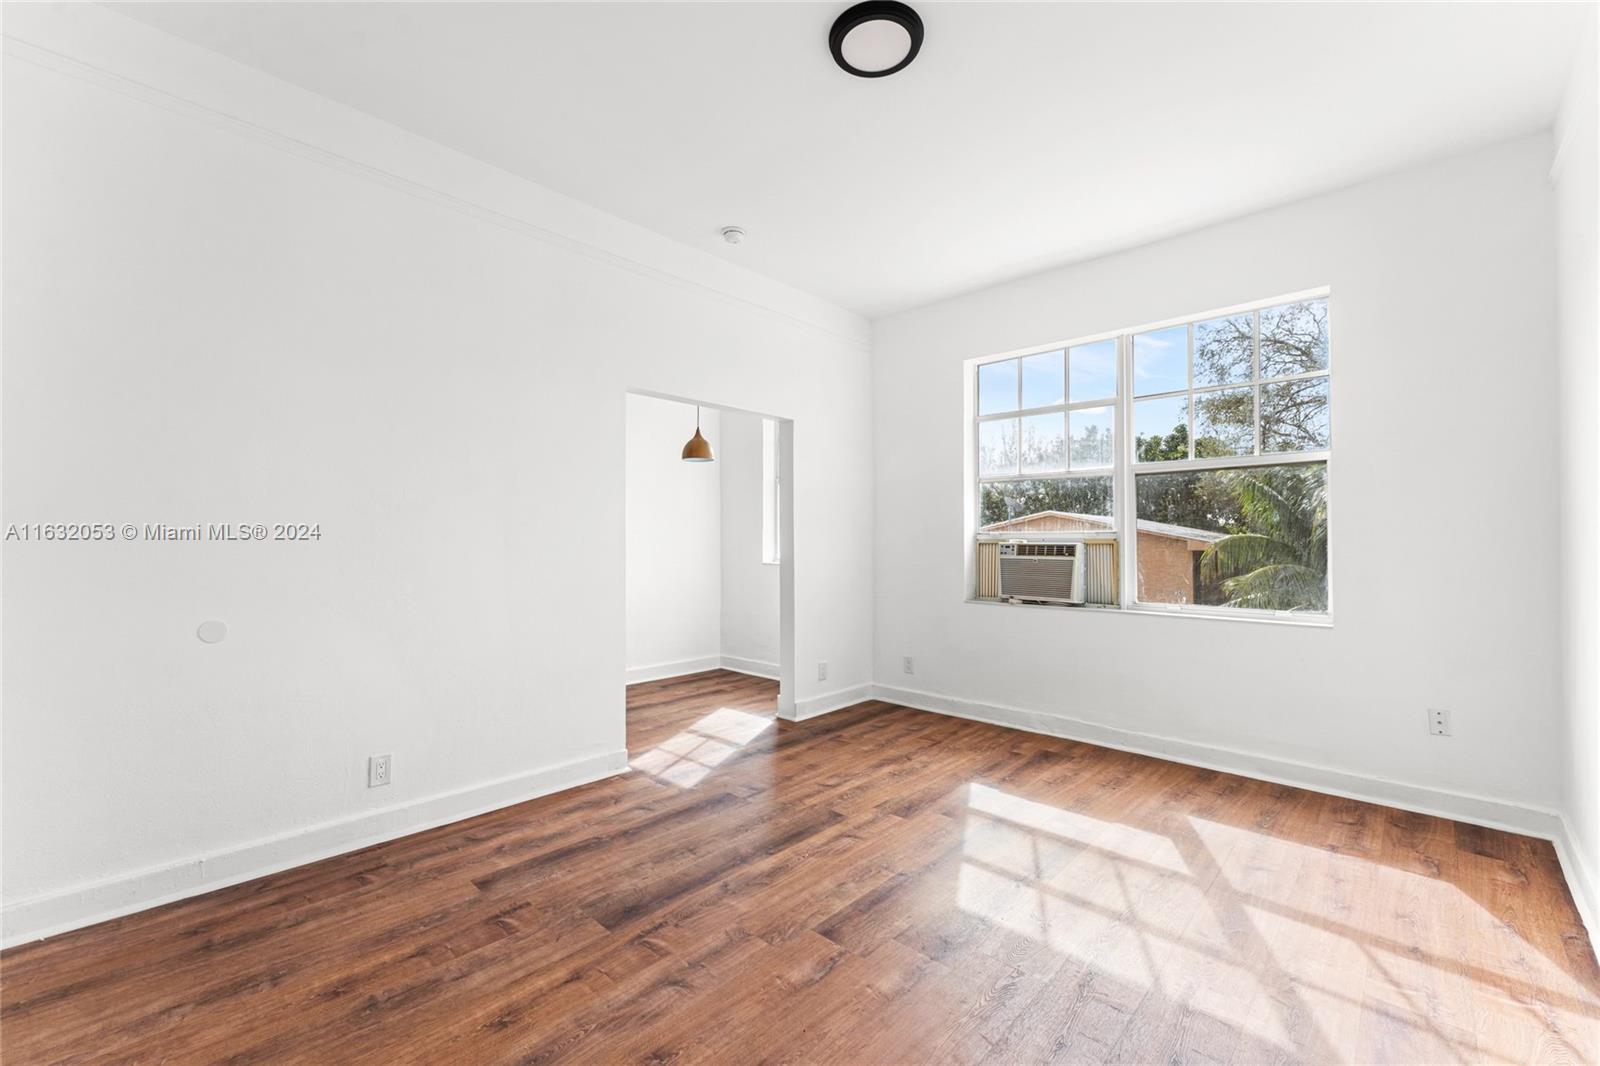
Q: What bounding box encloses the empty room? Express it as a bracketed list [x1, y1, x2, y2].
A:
[3, 2, 1598, 1063]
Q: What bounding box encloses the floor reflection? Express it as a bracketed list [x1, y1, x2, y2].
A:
[630, 707, 773, 788]
[957, 782, 1600, 1063]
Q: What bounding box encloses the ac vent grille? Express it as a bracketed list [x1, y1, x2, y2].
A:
[997, 541, 1086, 605]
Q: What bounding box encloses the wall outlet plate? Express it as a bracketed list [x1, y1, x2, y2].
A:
[817, 661, 828, 682]
[368, 754, 392, 787]
[903, 656, 915, 675]
[1428, 709, 1451, 737]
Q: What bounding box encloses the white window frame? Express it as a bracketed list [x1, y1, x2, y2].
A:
[971, 288, 1332, 625]
[972, 340, 1119, 536]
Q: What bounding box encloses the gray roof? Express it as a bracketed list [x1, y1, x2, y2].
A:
[983, 511, 1225, 544]
[1134, 519, 1226, 544]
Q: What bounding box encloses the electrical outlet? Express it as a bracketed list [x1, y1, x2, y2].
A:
[1428, 709, 1451, 737]
[368, 754, 392, 787]
[902, 656, 915, 675]
[817, 661, 828, 682]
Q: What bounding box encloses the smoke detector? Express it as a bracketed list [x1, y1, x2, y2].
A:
[720, 226, 746, 245]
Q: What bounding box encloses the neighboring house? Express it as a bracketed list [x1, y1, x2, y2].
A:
[980, 511, 1224, 604]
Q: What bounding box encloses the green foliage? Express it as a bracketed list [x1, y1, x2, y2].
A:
[1136, 422, 1189, 463]
[980, 478, 1112, 528]
[1134, 459, 1246, 534]
[1198, 466, 1328, 612]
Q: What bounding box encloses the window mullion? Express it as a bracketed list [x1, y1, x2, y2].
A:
[1186, 322, 1195, 461]
[1116, 332, 1136, 610]
[1252, 309, 1262, 455]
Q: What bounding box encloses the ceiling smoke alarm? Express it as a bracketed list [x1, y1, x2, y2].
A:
[720, 226, 746, 245]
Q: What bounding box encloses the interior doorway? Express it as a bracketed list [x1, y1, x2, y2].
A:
[622, 391, 795, 761]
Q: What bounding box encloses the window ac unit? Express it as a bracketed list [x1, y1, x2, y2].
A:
[998, 541, 1086, 605]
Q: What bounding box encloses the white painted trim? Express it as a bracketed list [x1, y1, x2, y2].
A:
[625, 656, 723, 684]
[1553, 814, 1600, 946]
[719, 655, 781, 680]
[1, 749, 630, 949]
[0, 4, 869, 351]
[623, 656, 779, 685]
[782, 684, 875, 722]
[872, 682, 1569, 839]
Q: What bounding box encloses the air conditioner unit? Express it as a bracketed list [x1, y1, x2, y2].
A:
[998, 541, 1086, 605]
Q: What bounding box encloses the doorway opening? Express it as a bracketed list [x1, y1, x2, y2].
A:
[622, 391, 795, 769]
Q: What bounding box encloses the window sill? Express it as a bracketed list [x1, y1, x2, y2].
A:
[965, 597, 1331, 629]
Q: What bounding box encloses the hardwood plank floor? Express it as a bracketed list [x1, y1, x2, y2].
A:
[3, 669, 1596, 1063]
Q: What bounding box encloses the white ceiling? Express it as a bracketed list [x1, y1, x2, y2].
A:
[113, 2, 1586, 318]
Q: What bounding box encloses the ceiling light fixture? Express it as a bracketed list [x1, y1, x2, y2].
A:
[829, 1, 923, 79]
[681, 405, 714, 463]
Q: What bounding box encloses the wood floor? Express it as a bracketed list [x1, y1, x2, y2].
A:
[3, 671, 1597, 1064]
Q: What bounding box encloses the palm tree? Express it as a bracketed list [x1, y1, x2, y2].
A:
[1199, 466, 1328, 611]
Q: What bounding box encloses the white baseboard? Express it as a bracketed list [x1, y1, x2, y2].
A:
[720, 655, 780, 680]
[782, 683, 875, 722]
[1, 749, 629, 949]
[1552, 816, 1599, 947]
[624, 656, 779, 685]
[625, 656, 722, 684]
[872, 682, 1573, 845]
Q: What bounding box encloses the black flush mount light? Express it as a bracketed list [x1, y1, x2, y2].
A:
[829, 1, 923, 78]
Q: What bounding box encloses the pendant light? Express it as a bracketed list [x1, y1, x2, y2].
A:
[681, 406, 714, 462]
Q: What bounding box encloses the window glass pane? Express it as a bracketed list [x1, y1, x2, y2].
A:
[1020, 351, 1065, 409]
[1133, 394, 1189, 462]
[980, 477, 1113, 533]
[1134, 462, 1327, 611]
[978, 359, 1019, 415]
[1260, 299, 1329, 378]
[1069, 406, 1114, 468]
[1019, 413, 1066, 474]
[1193, 386, 1255, 458]
[1069, 340, 1117, 402]
[1193, 313, 1253, 387]
[1133, 325, 1187, 396]
[1260, 377, 1330, 453]
[978, 418, 1019, 477]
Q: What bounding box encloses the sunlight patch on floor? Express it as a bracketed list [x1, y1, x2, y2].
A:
[631, 707, 772, 788]
[953, 781, 1598, 1062]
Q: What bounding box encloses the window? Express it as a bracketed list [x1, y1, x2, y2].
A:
[973, 293, 1331, 620]
[977, 342, 1118, 543]
[761, 418, 780, 565]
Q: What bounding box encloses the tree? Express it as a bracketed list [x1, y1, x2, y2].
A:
[980, 478, 1112, 527]
[1198, 465, 1327, 611]
[1136, 421, 1189, 462]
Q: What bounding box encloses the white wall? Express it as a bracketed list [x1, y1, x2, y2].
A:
[719, 411, 781, 676]
[0, 5, 874, 943]
[625, 396, 722, 680]
[1555, 20, 1600, 933]
[4, 0, 1586, 948]
[873, 135, 1566, 832]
